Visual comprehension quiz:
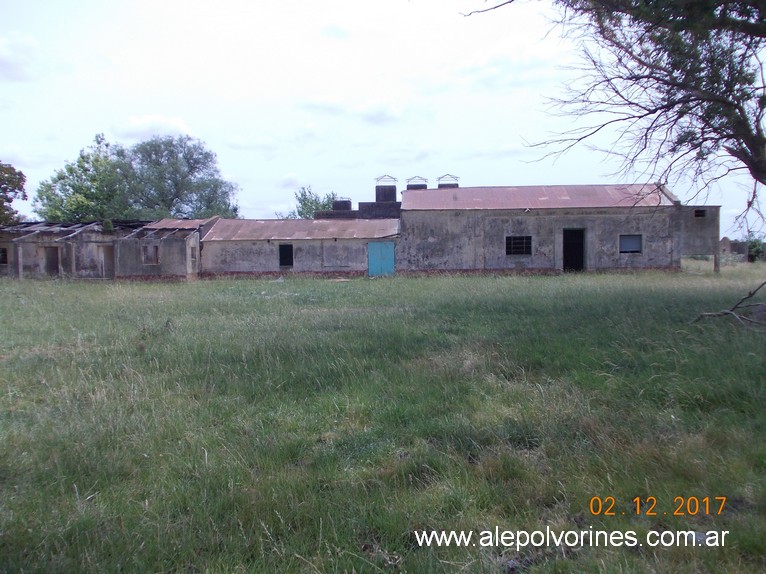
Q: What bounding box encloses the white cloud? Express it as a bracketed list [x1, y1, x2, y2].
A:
[0, 35, 39, 82]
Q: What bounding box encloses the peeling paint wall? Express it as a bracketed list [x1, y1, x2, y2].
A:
[201, 239, 371, 274]
[396, 205, 716, 272]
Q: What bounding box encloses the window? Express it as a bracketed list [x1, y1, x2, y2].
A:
[190, 247, 197, 262]
[0, 247, 7, 265]
[142, 244, 160, 265]
[279, 244, 294, 267]
[506, 236, 532, 255]
[694, 209, 707, 218]
[619, 234, 642, 254]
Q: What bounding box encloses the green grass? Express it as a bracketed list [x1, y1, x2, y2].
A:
[1, 264, 765, 573]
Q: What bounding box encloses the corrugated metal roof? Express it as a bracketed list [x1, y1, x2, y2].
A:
[202, 218, 400, 241]
[144, 217, 218, 229]
[401, 184, 676, 210]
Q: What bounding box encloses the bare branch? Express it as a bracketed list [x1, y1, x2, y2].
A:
[693, 281, 766, 329]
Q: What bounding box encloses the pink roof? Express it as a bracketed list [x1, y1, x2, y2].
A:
[202, 218, 400, 241]
[401, 184, 677, 210]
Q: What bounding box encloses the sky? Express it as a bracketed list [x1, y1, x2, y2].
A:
[0, 0, 757, 237]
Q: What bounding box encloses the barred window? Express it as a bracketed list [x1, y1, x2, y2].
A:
[506, 236, 532, 255]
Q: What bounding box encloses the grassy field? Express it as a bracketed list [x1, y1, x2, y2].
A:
[1, 264, 764, 573]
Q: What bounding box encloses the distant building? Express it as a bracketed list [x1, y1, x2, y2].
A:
[0, 180, 721, 279]
[394, 183, 720, 272]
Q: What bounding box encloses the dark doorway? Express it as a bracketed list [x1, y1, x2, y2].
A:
[563, 229, 585, 272]
[279, 244, 294, 268]
[44, 247, 60, 276]
[102, 245, 115, 278]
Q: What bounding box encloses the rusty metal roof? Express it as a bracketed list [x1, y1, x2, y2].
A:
[144, 217, 218, 229]
[202, 218, 400, 241]
[401, 184, 677, 210]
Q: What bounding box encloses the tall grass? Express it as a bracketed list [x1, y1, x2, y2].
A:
[1, 264, 764, 572]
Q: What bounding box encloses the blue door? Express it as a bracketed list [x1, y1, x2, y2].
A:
[368, 241, 395, 277]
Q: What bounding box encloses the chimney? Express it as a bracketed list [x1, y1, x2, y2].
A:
[437, 174, 459, 189]
[406, 176, 428, 190]
[374, 174, 398, 202]
[332, 199, 352, 211]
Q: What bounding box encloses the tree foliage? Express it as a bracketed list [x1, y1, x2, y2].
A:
[469, 0, 766, 223]
[34, 135, 133, 222]
[34, 134, 239, 222]
[276, 186, 338, 219]
[0, 161, 27, 225]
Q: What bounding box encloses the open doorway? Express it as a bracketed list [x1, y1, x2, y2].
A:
[101, 245, 115, 278]
[44, 247, 60, 276]
[279, 244, 293, 268]
[563, 229, 585, 272]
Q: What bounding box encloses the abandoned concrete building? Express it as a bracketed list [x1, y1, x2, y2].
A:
[0, 180, 720, 279]
[200, 218, 399, 275]
[395, 182, 720, 272]
[114, 217, 217, 280]
[0, 220, 146, 279]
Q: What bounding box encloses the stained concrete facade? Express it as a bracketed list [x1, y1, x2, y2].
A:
[396, 205, 721, 272]
[0, 182, 722, 279]
[0, 221, 145, 279]
[390, 184, 721, 273]
[200, 218, 399, 275]
[114, 218, 217, 280]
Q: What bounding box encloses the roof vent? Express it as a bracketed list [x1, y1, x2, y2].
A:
[437, 174, 459, 189]
[406, 176, 428, 190]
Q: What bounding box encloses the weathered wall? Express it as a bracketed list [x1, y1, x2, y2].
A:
[201, 239, 371, 274]
[10, 234, 73, 278]
[396, 206, 695, 272]
[676, 206, 721, 256]
[115, 235, 194, 278]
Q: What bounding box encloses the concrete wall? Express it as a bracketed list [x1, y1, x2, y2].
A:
[4, 234, 74, 278]
[115, 234, 196, 279]
[396, 206, 700, 272]
[201, 239, 371, 274]
[676, 206, 721, 256]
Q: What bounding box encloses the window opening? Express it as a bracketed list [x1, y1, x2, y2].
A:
[506, 236, 532, 255]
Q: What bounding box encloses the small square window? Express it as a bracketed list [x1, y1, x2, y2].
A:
[0, 247, 8, 265]
[619, 234, 642, 254]
[694, 209, 707, 218]
[506, 236, 532, 255]
[142, 244, 160, 265]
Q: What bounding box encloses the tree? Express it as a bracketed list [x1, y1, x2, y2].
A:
[127, 135, 239, 220]
[0, 161, 27, 225]
[276, 186, 337, 219]
[467, 1, 766, 224]
[34, 135, 133, 222]
[34, 134, 239, 222]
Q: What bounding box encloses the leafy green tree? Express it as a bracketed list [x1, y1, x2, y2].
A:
[276, 186, 337, 219]
[34, 135, 133, 222]
[127, 135, 239, 220]
[34, 134, 239, 222]
[747, 231, 764, 262]
[470, 1, 766, 222]
[0, 160, 27, 225]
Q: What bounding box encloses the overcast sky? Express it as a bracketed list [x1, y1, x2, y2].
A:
[0, 0, 754, 236]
